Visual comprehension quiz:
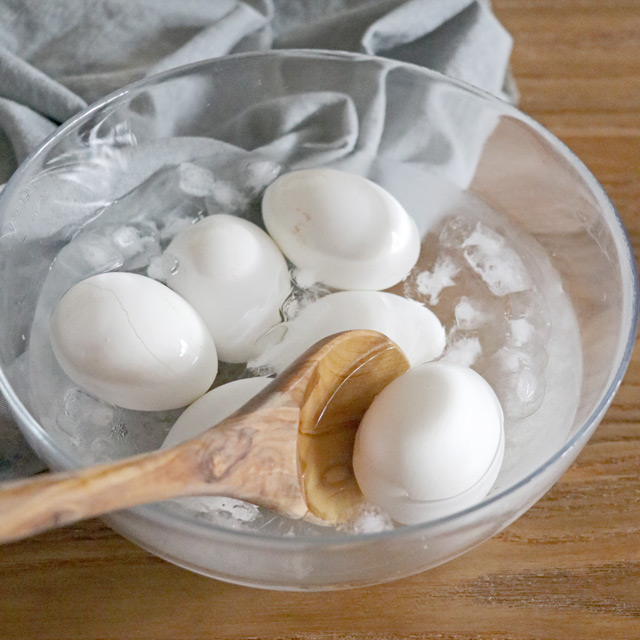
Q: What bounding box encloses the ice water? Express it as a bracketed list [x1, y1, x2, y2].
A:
[26, 152, 582, 537]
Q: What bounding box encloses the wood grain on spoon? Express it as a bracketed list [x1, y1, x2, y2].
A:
[0, 330, 409, 544]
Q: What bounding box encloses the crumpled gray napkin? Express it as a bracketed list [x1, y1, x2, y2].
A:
[0, 0, 515, 480]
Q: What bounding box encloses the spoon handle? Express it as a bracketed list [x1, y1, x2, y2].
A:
[0, 446, 197, 543]
[0, 330, 408, 544]
[0, 404, 304, 544]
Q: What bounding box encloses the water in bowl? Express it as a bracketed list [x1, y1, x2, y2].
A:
[25, 150, 582, 536]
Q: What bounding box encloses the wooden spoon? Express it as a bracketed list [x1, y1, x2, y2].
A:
[0, 330, 409, 544]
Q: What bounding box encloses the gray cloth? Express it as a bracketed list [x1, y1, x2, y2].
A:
[0, 0, 515, 479]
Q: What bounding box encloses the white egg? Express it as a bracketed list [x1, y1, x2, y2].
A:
[250, 290, 445, 374]
[162, 377, 271, 448]
[262, 168, 420, 290]
[353, 362, 504, 525]
[164, 214, 291, 364]
[50, 272, 218, 411]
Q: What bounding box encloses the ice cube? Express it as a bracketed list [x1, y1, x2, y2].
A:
[454, 296, 491, 330]
[414, 254, 460, 305]
[174, 496, 260, 523]
[338, 504, 394, 534]
[442, 330, 483, 367]
[56, 388, 115, 445]
[112, 225, 145, 256]
[90, 437, 120, 463]
[460, 222, 533, 297]
[178, 163, 216, 197]
[463, 223, 505, 254]
[158, 208, 203, 243]
[483, 346, 545, 420]
[164, 497, 261, 531]
[438, 215, 474, 249]
[200, 156, 281, 216]
[110, 221, 160, 270]
[205, 180, 247, 213]
[463, 230, 532, 297]
[240, 159, 281, 194]
[147, 253, 179, 283]
[505, 288, 551, 343]
[506, 318, 535, 348]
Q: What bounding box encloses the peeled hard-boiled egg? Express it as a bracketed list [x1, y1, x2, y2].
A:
[165, 214, 291, 364]
[162, 377, 271, 448]
[353, 362, 504, 525]
[250, 290, 445, 374]
[262, 168, 420, 290]
[50, 272, 218, 411]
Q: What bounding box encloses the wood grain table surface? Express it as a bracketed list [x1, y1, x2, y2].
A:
[1, 1, 639, 638]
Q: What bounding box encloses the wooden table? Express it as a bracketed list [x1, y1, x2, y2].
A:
[1, 2, 639, 638]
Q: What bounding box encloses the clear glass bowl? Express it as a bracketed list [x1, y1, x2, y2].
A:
[0, 50, 637, 590]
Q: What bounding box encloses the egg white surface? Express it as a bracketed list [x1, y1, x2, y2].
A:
[249, 290, 445, 374]
[50, 272, 218, 411]
[165, 214, 290, 364]
[262, 168, 420, 290]
[353, 362, 504, 525]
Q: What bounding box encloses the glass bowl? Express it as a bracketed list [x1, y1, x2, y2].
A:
[0, 50, 637, 590]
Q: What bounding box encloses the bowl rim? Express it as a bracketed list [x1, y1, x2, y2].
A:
[0, 48, 637, 547]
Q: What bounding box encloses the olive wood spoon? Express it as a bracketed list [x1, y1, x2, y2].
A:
[0, 330, 409, 544]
